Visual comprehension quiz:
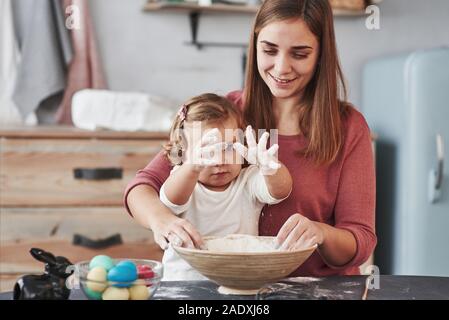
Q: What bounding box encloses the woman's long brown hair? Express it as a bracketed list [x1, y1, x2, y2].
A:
[244, 0, 350, 165]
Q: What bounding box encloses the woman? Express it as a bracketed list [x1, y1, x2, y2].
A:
[124, 0, 376, 277]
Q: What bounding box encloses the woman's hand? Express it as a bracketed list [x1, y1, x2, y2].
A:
[127, 184, 204, 250]
[276, 213, 325, 250]
[233, 125, 281, 175]
[151, 212, 205, 250]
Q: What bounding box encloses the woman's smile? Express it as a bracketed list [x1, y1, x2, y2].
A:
[268, 72, 299, 88]
[268, 72, 298, 84]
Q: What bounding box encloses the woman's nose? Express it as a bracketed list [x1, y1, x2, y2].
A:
[274, 55, 292, 74]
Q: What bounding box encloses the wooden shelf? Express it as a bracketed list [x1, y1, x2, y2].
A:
[144, 2, 259, 14]
[143, 1, 375, 16]
[143, 1, 384, 49]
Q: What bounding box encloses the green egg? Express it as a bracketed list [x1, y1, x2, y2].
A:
[84, 286, 103, 300]
[89, 255, 115, 271]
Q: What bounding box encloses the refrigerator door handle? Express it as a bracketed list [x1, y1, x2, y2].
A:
[428, 133, 445, 203]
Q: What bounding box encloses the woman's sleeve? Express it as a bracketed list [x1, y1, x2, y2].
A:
[123, 150, 172, 216]
[333, 115, 377, 268]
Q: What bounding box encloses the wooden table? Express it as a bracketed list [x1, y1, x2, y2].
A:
[1, 276, 449, 300]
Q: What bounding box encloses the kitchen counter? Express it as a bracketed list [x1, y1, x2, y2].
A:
[1, 275, 449, 300]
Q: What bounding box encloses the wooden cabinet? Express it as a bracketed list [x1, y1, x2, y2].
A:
[2, 136, 162, 206]
[0, 126, 167, 292]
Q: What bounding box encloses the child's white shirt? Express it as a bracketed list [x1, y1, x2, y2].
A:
[159, 165, 287, 281]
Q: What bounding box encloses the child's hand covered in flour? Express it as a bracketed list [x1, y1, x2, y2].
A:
[233, 125, 281, 175]
[188, 128, 226, 172]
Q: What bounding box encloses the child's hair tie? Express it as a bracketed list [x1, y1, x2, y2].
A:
[177, 104, 188, 124]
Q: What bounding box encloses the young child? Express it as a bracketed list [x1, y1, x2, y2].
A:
[160, 93, 292, 280]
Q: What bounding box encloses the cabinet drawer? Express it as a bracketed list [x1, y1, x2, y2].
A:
[0, 207, 153, 243]
[0, 138, 164, 206]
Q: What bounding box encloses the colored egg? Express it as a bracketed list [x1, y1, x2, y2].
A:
[137, 264, 154, 279]
[102, 287, 130, 300]
[129, 285, 150, 300]
[107, 265, 138, 287]
[116, 260, 137, 273]
[89, 255, 115, 271]
[133, 279, 146, 286]
[84, 286, 103, 300]
[86, 266, 107, 292]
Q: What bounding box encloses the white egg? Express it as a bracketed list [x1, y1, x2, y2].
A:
[102, 287, 130, 300]
[86, 266, 107, 292]
[129, 285, 150, 300]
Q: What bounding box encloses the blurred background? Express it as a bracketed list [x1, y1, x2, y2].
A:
[1, 0, 448, 292]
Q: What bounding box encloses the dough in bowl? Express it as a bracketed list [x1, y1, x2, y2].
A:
[205, 234, 279, 253]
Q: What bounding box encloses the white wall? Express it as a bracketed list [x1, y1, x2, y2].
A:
[89, 0, 449, 108]
[336, 0, 449, 108]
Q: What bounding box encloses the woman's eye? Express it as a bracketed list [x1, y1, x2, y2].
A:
[292, 54, 308, 59]
[263, 50, 277, 56]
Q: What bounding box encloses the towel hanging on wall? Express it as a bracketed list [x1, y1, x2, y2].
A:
[56, 0, 108, 125]
[0, 0, 22, 125]
[11, 0, 73, 122]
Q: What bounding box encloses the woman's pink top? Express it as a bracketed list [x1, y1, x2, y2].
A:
[124, 90, 376, 277]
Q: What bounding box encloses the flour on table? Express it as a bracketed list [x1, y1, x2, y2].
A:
[205, 234, 279, 253]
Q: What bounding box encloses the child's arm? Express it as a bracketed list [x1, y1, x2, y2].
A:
[262, 162, 292, 200]
[246, 163, 292, 206]
[234, 125, 292, 202]
[234, 126, 293, 203]
[162, 164, 200, 206]
[162, 128, 223, 206]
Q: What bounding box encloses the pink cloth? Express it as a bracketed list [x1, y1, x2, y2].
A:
[56, 0, 107, 124]
[124, 91, 377, 277]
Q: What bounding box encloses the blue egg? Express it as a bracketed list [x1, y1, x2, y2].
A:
[89, 255, 115, 271]
[116, 260, 137, 273]
[107, 265, 138, 288]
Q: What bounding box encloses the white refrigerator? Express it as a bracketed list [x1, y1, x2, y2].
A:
[362, 47, 449, 276]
